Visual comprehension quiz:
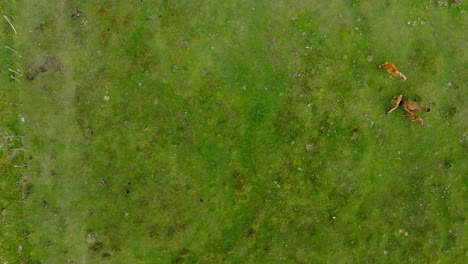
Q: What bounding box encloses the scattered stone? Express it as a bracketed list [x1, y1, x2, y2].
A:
[72, 10, 83, 20]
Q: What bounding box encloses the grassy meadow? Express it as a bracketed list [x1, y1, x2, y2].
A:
[1, 0, 467, 263]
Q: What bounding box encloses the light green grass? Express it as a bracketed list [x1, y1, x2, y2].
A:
[1, 0, 467, 263]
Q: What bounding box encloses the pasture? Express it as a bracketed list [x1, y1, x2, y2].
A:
[1, 0, 466, 263]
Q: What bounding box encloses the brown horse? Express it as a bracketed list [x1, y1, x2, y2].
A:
[379, 62, 407, 80]
[401, 100, 431, 112]
[387, 95, 429, 125]
[387, 95, 403, 114]
[405, 109, 424, 125]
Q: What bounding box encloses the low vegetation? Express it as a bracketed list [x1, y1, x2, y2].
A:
[1, 0, 466, 263]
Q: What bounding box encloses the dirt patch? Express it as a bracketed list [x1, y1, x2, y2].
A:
[88, 242, 104, 254]
[25, 56, 63, 81]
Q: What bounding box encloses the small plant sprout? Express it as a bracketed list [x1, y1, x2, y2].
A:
[5, 45, 18, 53]
[8, 68, 21, 75]
[3, 15, 17, 34]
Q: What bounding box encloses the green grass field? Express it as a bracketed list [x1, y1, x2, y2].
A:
[1, 0, 467, 263]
